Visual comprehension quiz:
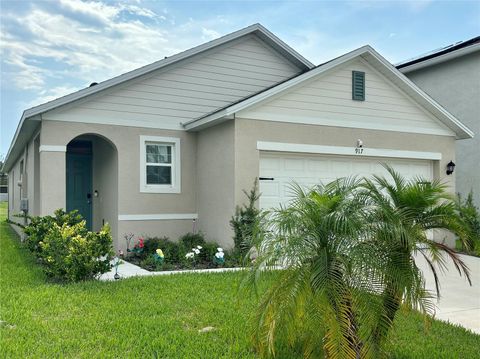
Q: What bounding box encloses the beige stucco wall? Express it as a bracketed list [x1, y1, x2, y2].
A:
[117, 220, 196, 249]
[38, 120, 198, 249]
[196, 121, 235, 248]
[403, 51, 480, 208]
[8, 130, 41, 221]
[232, 118, 456, 246]
[39, 150, 66, 216]
[41, 120, 197, 214]
[234, 118, 456, 205]
[12, 117, 457, 250]
[33, 136, 41, 216]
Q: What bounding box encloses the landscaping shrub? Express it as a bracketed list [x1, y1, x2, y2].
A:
[456, 191, 480, 255]
[179, 232, 206, 249]
[198, 242, 218, 263]
[23, 209, 83, 254]
[129, 233, 236, 271]
[145, 236, 184, 264]
[23, 210, 113, 282]
[230, 178, 261, 256]
[139, 255, 164, 271]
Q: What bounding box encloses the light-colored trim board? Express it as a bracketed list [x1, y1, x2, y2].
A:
[257, 141, 442, 160]
[397, 43, 480, 73]
[241, 114, 454, 137]
[118, 213, 198, 221]
[44, 113, 185, 131]
[39, 145, 67, 153]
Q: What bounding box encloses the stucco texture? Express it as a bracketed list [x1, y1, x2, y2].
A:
[234, 118, 456, 205]
[11, 117, 457, 249]
[404, 51, 480, 207]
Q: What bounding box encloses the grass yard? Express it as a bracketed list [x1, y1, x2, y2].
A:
[1, 202, 479, 358]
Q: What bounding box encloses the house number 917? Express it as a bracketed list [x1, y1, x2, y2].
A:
[355, 148, 364, 154]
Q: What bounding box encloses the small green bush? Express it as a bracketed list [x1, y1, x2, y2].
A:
[38, 221, 113, 282]
[179, 232, 206, 249]
[456, 191, 480, 255]
[24, 209, 83, 254]
[199, 242, 218, 263]
[139, 255, 164, 271]
[230, 179, 261, 255]
[23, 210, 113, 282]
[131, 233, 237, 271]
[143, 236, 184, 264]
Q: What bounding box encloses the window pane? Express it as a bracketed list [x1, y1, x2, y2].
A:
[146, 165, 172, 185]
[146, 144, 171, 164]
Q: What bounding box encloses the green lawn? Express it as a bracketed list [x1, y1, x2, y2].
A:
[1, 201, 479, 358]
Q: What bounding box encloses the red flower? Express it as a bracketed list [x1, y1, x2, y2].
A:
[138, 238, 144, 248]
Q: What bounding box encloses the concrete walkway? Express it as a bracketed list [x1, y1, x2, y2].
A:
[98, 259, 245, 281]
[99, 260, 151, 281]
[415, 252, 480, 334]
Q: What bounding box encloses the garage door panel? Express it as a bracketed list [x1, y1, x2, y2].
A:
[260, 157, 281, 171]
[261, 182, 280, 197]
[259, 152, 433, 210]
[412, 164, 432, 179]
[308, 159, 329, 173]
[331, 160, 351, 174]
[352, 161, 374, 175]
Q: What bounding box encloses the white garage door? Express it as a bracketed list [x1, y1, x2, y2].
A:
[259, 152, 433, 210]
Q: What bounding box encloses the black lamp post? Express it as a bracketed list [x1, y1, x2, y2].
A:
[446, 161, 456, 175]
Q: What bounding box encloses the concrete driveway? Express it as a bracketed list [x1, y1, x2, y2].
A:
[415, 252, 480, 334]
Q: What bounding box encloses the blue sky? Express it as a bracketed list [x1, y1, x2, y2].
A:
[1, 0, 479, 156]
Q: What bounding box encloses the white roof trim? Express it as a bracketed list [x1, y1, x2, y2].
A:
[184, 45, 474, 140]
[398, 43, 480, 73]
[257, 141, 442, 160]
[22, 23, 312, 120]
[3, 23, 314, 172]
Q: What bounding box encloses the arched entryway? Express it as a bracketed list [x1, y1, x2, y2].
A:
[66, 134, 118, 241]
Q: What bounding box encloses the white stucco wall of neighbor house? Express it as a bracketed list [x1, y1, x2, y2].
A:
[402, 51, 480, 207]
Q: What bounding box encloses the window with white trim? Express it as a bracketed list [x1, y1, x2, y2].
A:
[140, 136, 181, 193]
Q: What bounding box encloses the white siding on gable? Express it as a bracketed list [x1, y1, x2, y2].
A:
[43, 34, 302, 129]
[238, 58, 456, 137]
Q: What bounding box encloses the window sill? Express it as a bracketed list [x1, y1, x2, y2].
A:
[140, 185, 181, 194]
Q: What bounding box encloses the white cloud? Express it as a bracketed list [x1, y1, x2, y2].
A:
[202, 27, 221, 41]
[58, 0, 120, 24]
[0, 1, 232, 99]
[25, 85, 82, 108]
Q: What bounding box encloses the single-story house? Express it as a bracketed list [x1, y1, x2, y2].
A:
[3, 24, 474, 250]
[397, 37, 480, 208]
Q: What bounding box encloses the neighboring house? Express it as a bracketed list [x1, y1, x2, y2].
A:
[2, 24, 473, 250]
[397, 37, 480, 208]
[0, 170, 7, 202]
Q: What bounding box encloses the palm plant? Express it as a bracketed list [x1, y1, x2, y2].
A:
[244, 178, 385, 358]
[361, 165, 472, 349]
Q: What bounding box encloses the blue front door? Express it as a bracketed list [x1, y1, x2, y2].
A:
[66, 152, 93, 230]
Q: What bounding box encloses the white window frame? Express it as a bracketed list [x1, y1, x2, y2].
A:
[140, 136, 181, 193]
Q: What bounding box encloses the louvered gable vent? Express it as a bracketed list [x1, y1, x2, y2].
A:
[352, 71, 365, 101]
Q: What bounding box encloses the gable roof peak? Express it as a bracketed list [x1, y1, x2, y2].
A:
[3, 23, 314, 172]
[184, 44, 473, 140]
